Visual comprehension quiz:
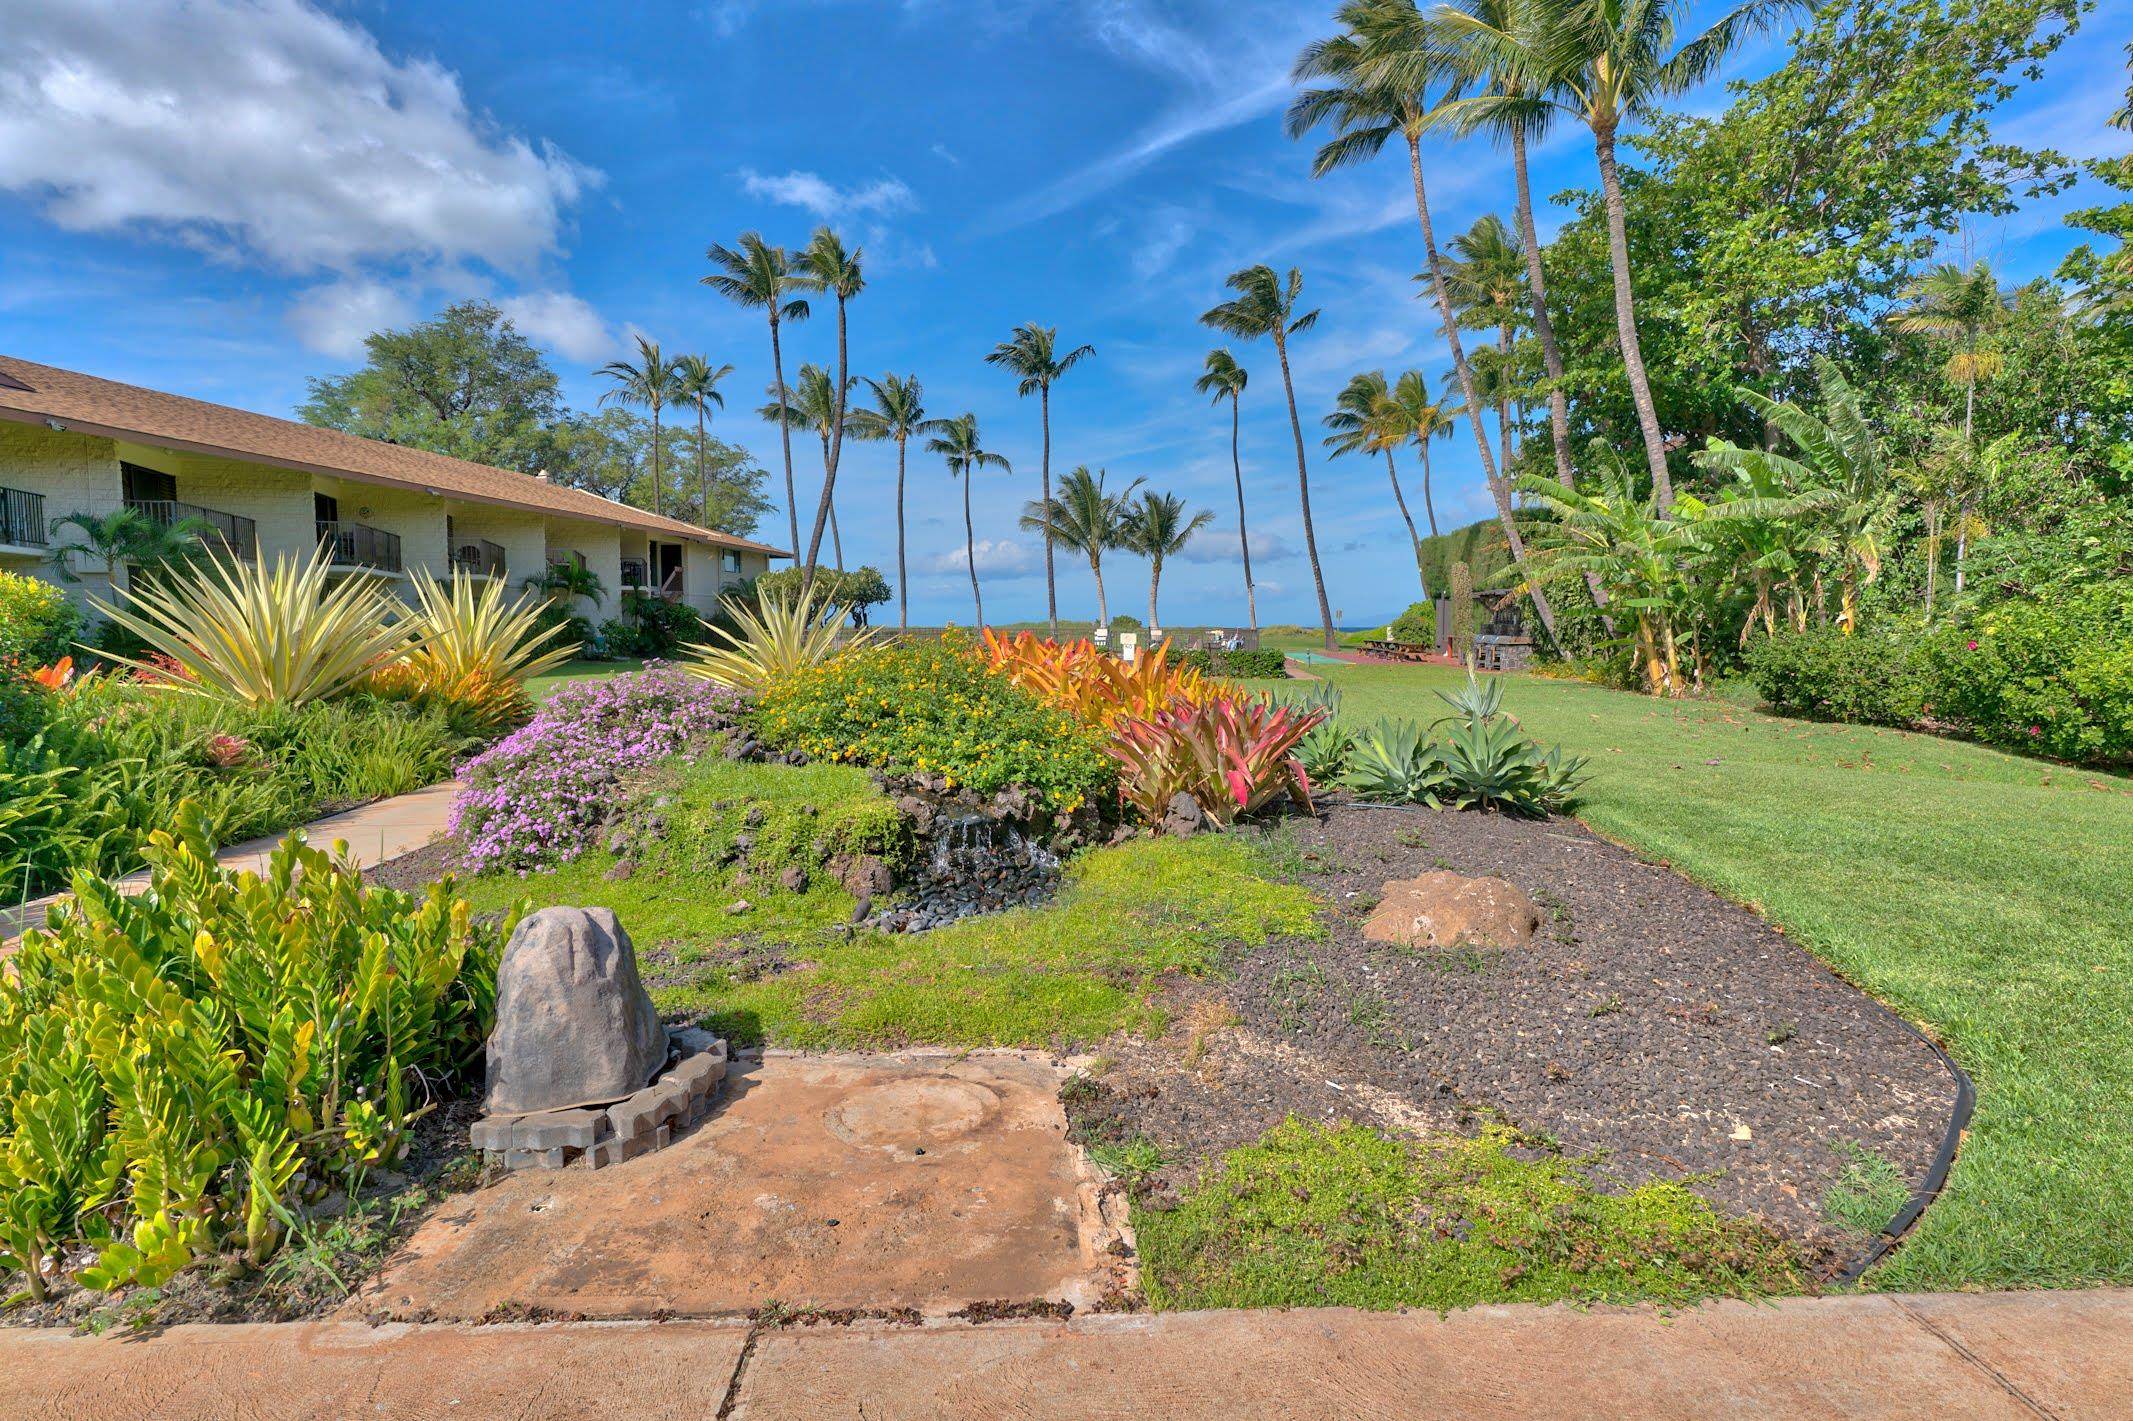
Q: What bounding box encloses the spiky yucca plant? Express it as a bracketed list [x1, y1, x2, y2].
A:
[685, 586, 874, 695]
[372, 570, 577, 735]
[91, 546, 410, 707]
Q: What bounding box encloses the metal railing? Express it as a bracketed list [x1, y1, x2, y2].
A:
[619, 557, 649, 589]
[126, 498, 258, 559]
[0, 486, 45, 548]
[448, 537, 506, 578]
[317, 520, 402, 573]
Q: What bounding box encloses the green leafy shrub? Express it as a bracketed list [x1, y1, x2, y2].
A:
[0, 810, 517, 1300]
[616, 757, 911, 887]
[1745, 624, 1929, 725]
[1919, 585, 2133, 765]
[1388, 599, 1435, 646]
[0, 571, 83, 669]
[600, 590, 704, 659]
[1177, 646, 1289, 678]
[752, 638, 1114, 813]
[0, 680, 470, 899]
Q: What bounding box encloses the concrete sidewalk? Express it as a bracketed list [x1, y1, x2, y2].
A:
[3, 779, 460, 947]
[6, 1287, 2126, 1420]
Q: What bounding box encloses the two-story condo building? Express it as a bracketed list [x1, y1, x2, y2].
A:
[0, 356, 788, 620]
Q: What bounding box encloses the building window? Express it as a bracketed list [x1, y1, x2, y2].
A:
[721, 550, 742, 575]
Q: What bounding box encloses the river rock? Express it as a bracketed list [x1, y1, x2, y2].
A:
[1363, 871, 1542, 950]
[484, 907, 667, 1115]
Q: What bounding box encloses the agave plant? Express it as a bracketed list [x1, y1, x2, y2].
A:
[686, 586, 874, 694]
[89, 546, 411, 707]
[1430, 670, 1587, 817]
[372, 571, 577, 735]
[1342, 719, 1449, 805]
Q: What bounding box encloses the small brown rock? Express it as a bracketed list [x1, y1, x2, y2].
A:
[1362, 870, 1542, 950]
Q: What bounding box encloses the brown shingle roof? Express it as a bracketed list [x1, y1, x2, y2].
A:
[0, 355, 790, 557]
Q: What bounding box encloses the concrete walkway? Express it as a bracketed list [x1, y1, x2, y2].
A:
[2, 779, 460, 947]
[6, 1287, 2127, 1420]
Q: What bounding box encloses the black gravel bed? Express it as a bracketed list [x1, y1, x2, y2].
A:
[1079, 801, 1957, 1271]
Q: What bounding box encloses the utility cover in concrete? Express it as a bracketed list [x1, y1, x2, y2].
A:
[356, 1051, 1127, 1320]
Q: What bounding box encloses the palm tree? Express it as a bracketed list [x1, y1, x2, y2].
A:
[1020, 465, 1143, 631]
[1287, 2, 1558, 645]
[847, 373, 940, 629]
[759, 363, 855, 572]
[924, 413, 1012, 625]
[595, 335, 684, 517]
[1386, 370, 1452, 536]
[1120, 492, 1215, 635]
[1429, 0, 1580, 494]
[1448, 0, 1794, 512]
[1894, 262, 2007, 595]
[671, 355, 736, 527]
[1201, 264, 1336, 651]
[1443, 214, 1529, 474]
[984, 323, 1095, 636]
[795, 228, 864, 593]
[703, 233, 811, 553]
[47, 506, 215, 586]
[1323, 370, 1431, 601]
[1194, 349, 1259, 631]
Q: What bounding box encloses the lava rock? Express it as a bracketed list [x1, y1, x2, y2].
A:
[604, 860, 636, 882]
[840, 854, 895, 898]
[777, 864, 810, 893]
[851, 895, 874, 923]
[484, 907, 666, 1116]
[744, 805, 766, 827]
[725, 899, 752, 915]
[1162, 792, 1205, 838]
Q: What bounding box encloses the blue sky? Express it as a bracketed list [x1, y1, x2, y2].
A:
[2, 0, 2124, 627]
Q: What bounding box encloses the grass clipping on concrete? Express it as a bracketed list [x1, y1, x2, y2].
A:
[1136, 1119, 1801, 1312]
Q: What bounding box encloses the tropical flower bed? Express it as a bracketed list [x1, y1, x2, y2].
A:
[451, 667, 744, 873]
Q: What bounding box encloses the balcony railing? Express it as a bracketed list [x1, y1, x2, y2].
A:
[127, 498, 257, 560]
[448, 537, 506, 578]
[317, 520, 402, 573]
[0, 486, 45, 548]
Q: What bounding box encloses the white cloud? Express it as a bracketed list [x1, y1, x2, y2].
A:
[1176, 524, 1295, 564]
[285, 278, 415, 356]
[925, 538, 1039, 576]
[738, 168, 917, 221]
[0, 0, 594, 275]
[500, 291, 616, 362]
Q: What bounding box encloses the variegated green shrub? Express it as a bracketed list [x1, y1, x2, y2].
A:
[0, 807, 517, 1302]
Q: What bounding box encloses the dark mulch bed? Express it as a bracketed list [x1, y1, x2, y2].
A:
[1069, 799, 1957, 1273]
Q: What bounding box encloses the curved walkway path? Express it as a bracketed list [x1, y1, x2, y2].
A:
[6, 1287, 2128, 1419]
[1, 779, 461, 949]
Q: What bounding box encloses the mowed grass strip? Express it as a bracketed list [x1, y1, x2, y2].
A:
[1250, 661, 2133, 1291]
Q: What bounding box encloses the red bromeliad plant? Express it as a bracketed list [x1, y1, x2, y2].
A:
[1108, 696, 1323, 826]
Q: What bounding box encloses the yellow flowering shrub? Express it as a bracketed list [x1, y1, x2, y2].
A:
[751, 638, 1114, 811]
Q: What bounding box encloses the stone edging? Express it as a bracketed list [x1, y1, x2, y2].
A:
[470, 1027, 730, 1171]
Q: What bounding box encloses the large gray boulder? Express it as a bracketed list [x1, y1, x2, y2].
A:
[484, 907, 668, 1115]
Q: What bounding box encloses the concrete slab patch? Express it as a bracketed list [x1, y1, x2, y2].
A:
[8, 1319, 748, 1421]
[728, 1297, 2061, 1421]
[352, 1050, 1130, 1321]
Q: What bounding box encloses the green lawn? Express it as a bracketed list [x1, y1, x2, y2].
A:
[526, 657, 643, 701]
[1250, 660, 2133, 1292]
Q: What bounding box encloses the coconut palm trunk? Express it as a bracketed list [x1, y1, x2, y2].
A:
[1510, 127, 1575, 492]
[1040, 385, 1056, 634]
[962, 470, 983, 625]
[1383, 448, 1429, 601]
[1272, 328, 1336, 652]
[693, 398, 709, 522]
[1416, 441, 1439, 536]
[1228, 395, 1258, 631]
[1593, 125, 1674, 513]
[769, 317, 799, 555]
[1148, 552, 1165, 633]
[1406, 133, 1558, 647]
[1090, 550, 1110, 630]
[894, 435, 909, 628]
